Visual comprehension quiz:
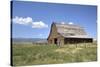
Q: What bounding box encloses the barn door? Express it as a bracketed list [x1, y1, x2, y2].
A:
[54, 38, 57, 44]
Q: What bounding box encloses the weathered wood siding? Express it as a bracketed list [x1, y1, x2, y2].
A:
[48, 23, 63, 45]
[64, 38, 93, 44]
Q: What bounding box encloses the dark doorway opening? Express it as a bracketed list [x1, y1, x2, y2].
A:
[54, 38, 57, 44]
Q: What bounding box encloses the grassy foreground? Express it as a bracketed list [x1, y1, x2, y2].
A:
[12, 43, 97, 66]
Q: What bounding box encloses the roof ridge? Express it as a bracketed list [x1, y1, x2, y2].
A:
[53, 22, 84, 29]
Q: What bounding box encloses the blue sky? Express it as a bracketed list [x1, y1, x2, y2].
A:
[12, 1, 97, 39]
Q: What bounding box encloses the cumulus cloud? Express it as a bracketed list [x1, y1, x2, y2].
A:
[12, 16, 48, 29]
[32, 21, 48, 28]
[39, 34, 42, 36]
[60, 21, 74, 25]
[61, 22, 65, 24]
[12, 16, 33, 25]
[68, 22, 74, 25]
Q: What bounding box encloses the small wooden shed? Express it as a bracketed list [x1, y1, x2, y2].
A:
[47, 22, 93, 45]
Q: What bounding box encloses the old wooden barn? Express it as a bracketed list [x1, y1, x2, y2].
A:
[47, 22, 93, 45]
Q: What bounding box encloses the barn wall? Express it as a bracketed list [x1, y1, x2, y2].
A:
[48, 37, 64, 45]
[64, 38, 93, 44]
[58, 37, 64, 45]
[48, 23, 62, 45]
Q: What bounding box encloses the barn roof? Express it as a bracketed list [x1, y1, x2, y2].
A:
[54, 22, 90, 38]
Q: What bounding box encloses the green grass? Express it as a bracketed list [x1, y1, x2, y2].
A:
[12, 43, 97, 66]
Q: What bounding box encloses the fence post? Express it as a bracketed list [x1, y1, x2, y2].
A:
[76, 44, 77, 48]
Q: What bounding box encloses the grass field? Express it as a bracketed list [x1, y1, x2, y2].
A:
[12, 43, 97, 66]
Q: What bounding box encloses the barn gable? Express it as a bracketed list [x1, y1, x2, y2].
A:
[47, 23, 63, 44]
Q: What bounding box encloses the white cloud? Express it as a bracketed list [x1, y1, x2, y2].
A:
[12, 16, 48, 29]
[61, 22, 65, 24]
[68, 22, 74, 25]
[32, 21, 48, 28]
[39, 34, 42, 36]
[12, 16, 33, 25]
